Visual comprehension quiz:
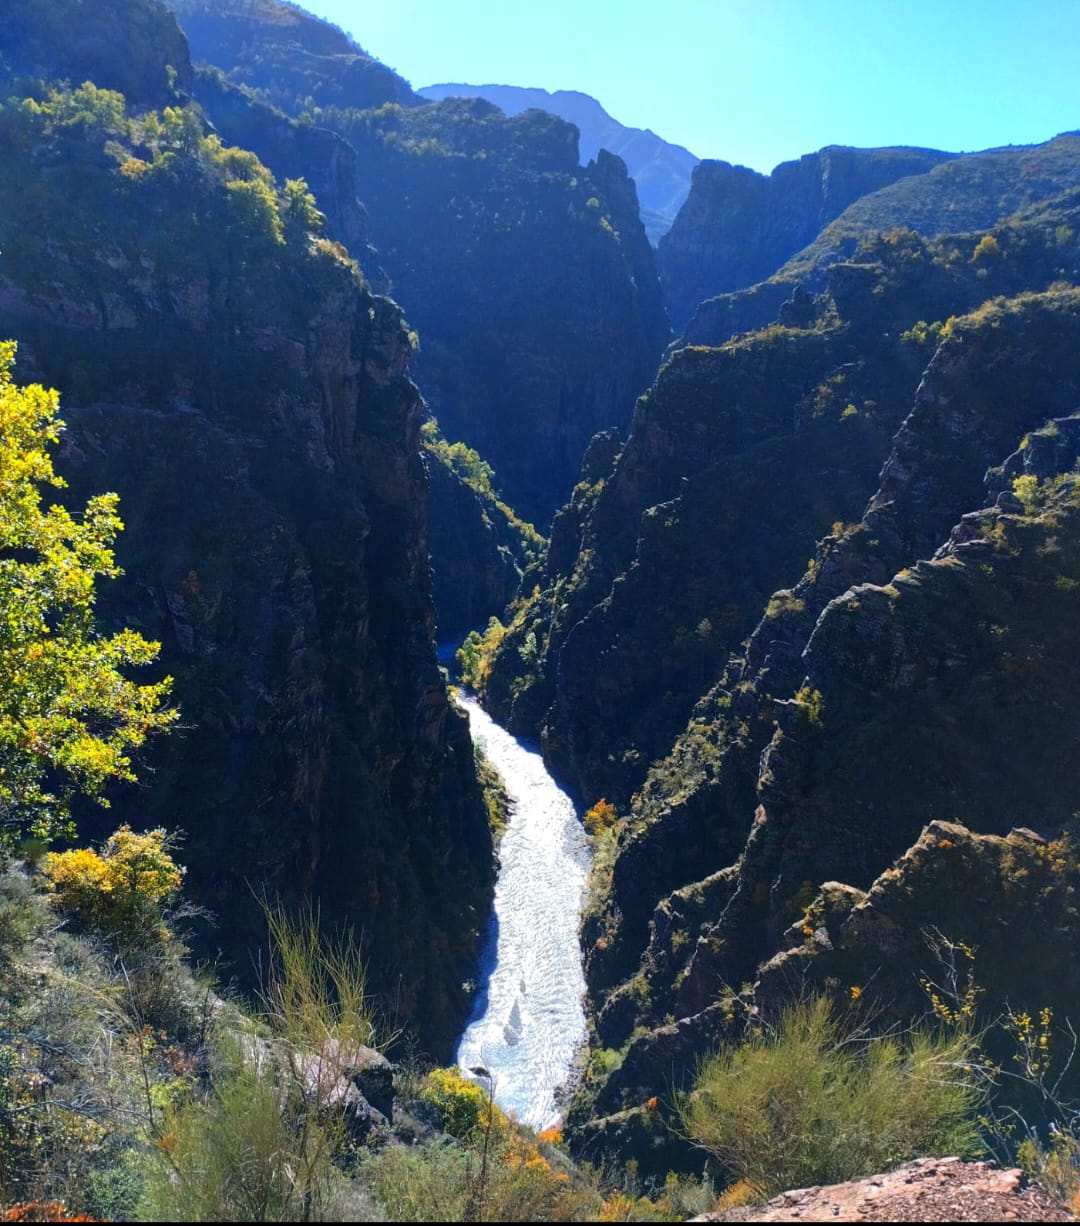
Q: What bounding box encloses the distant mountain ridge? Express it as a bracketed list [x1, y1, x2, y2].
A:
[656, 144, 957, 328]
[419, 82, 698, 243]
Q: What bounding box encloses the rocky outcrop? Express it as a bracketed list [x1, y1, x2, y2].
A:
[169, 0, 670, 527]
[700, 1159, 1074, 1223]
[0, 10, 493, 1057]
[584, 288, 1080, 1053]
[529, 204, 1080, 1135]
[657, 145, 954, 329]
[681, 135, 1080, 349]
[324, 100, 670, 526]
[0, 0, 193, 108]
[425, 449, 527, 641]
[419, 83, 698, 243]
[754, 819, 1080, 1039]
[168, 0, 419, 112]
[486, 201, 1080, 815]
[190, 66, 382, 279]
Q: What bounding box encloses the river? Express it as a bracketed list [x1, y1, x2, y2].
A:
[455, 694, 592, 1131]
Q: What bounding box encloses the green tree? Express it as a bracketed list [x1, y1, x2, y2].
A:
[0, 342, 176, 852]
[282, 177, 325, 236]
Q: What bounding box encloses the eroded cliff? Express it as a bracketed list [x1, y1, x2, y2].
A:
[0, 10, 493, 1056]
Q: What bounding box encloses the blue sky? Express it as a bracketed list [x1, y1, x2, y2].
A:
[302, 0, 1080, 172]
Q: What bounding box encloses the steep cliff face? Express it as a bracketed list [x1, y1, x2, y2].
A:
[165, 0, 670, 529]
[168, 0, 419, 112]
[754, 817, 1080, 1048]
[190, 65, 381, 277]
[419, 83, 698, 243]
[657, 145, 954, 329]
[0, 0, 193, 109]
[566, 285, 1080, 1154]
[0, 15, 493, 1056]
[331, 101, 670, 527]
[681, 134, 1080, 349]
[486, 198, 1080, 815]
[423, 429, 544, 641]
[435, 176, 1080, 1147]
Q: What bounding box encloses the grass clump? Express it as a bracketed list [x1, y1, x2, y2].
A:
[136, 904, 384, 1222]
[678, 996, 983, 1198]
[136, 1053, 342, 1223]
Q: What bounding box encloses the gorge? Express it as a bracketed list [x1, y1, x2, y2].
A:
[2, 0, 1080, 1219]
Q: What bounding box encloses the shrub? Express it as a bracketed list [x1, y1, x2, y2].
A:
[136, 1054, 340, 1223]
[456, 617, 508, 691]
[973, 233, 1002, 262]
[260, 903, 379, 1054]
[418, 1067, 502, 1144]
[678, 996, 983, 1197]
[361, 1143, 473, 1221]
[42, 826, 183, 943]
[0, 869, 43, 969]
[474, 746, 509, 839]
[360, 1123, 604, 1222]
[137, 907, 381, 1222]
[1017, 1128, 1080, 1215]
[583, 799, 618, 837]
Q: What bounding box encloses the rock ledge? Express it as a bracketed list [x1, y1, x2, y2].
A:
[696, 1158, 1074, 1222]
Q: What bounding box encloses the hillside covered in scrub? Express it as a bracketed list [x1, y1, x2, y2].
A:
[474, 129, 1080, 1181]
[4, 0, 1080, 1220]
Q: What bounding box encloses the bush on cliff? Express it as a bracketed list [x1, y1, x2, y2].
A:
[678, 996, 983, 1198]
[42, 826, 184, 945]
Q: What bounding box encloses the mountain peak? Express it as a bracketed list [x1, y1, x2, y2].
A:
[418, 81, 698, 242]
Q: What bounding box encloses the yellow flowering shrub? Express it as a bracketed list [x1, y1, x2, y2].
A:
[417, 1066, 506, 1144]
[583, 799, 618, 836]
[42, 825, 184, 940]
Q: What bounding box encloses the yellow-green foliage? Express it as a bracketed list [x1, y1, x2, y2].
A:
[0, 86, 331, 270]
[137, 906, 383, 1222]
[418, 1066, 505, 1144]
[973, 233, 1002, 262]
[361, 1101, 630, 1222]
[261, 903, 378, 1053]
[765, 591, 806, 620]
[1013, 473, 1041, 508]
[362, 1132, 601, 1223]
[42, 826, 183, 941]
[0, 860, 214, 1215]
[474, 746, 509, 839]
[421, 422, 546, 567]
[900, 317, 957, 350]
[679, 996, 983, 1197]
[794, 685, 826, 726]
[137, 1053, 344, 1224]
[583, 825, 620, 932]
[0, 345, 176, 849]
[1017, 1129, 1080, 1217]
[583, 798, 618, 837]
[457, 617, 509, 691]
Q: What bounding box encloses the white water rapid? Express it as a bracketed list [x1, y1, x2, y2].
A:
[455, 695, 592, 1130]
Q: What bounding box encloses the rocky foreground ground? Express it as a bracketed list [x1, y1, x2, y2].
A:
[697, 1158, 1075, 1222]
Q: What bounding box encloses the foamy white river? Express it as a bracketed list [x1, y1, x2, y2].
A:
[455, 695, 591, 1130]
